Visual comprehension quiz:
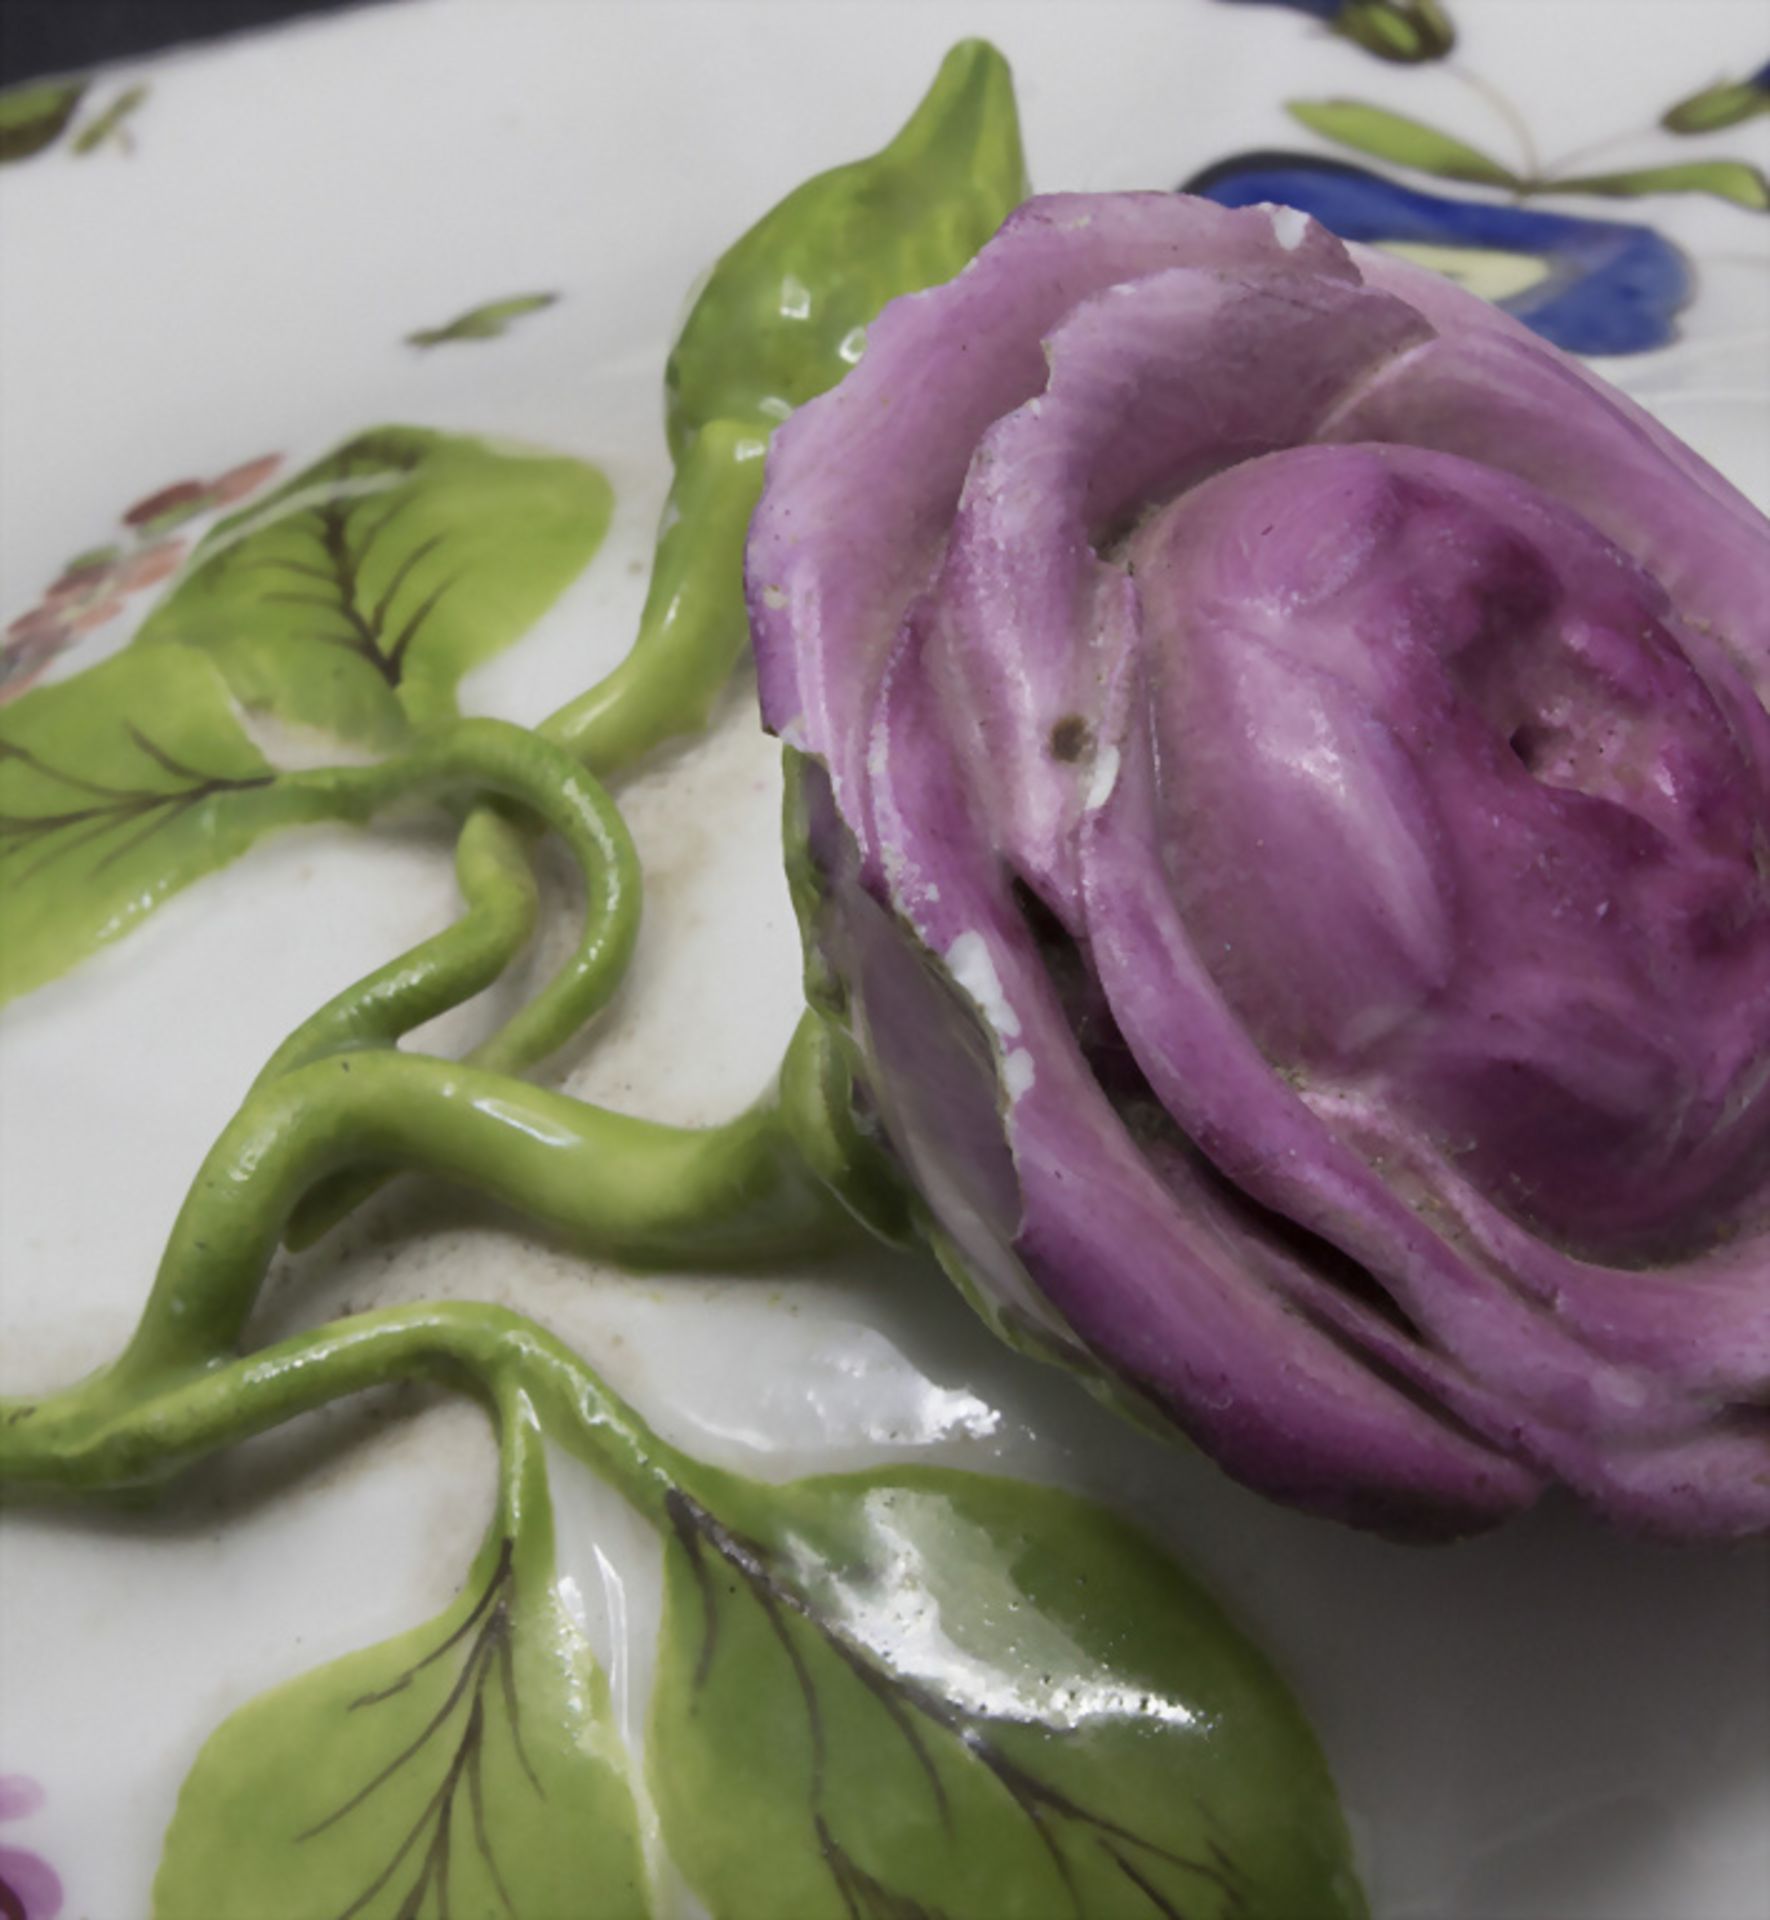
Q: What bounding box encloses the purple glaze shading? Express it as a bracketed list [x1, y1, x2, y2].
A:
[751, 191, 1770, 1538]
[0, 1778, 63, 1920]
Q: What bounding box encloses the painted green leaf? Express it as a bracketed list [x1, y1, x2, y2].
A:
[1545, 159, 1770, 211]
[665, 38, 1029, 461]
[1335, 0, 1456, 65]
[408, 292, 559, 348]
[0, 646, 336, 1003]
[134, 426, 613, 745]
[0, 78, 85, 163]
[1286, 98, 1520, 188]
[71, 83, 148, 155]
[651, 1465, 1367, 1920]
[154, 1528, 651, 1919]
[1661, 77, 1770, 135]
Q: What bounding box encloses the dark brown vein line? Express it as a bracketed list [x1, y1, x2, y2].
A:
[492, 1613, 543, 1797]
[465, 1730, 519, 1920]
[668, 1491, 723, 1692]
[384, 571, 462, 678]
[353, 1541, 512, 1709]
[299, 1631, 493, 1841]
[370, 531, 445, 635]
[1107, 1840, 1199, 1920]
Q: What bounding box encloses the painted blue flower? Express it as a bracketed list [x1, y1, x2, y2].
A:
[1215, 0, 1456, 62]
[1185, 151, 1691, 355]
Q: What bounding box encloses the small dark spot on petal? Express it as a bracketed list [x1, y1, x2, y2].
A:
[1049, 715, 1089, 762]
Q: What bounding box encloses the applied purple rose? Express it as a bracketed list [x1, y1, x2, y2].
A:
[748, 192, 1770, 1539]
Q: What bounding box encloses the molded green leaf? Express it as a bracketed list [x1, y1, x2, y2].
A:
[1545, 159, 1770, 210]
[1286, 98, 1520, 188]
[0, 79, 85, 163]
[651, 1466, 1366, 1920]
[665, 38, 1028, 461]
[0, 646, 334, 1003]
[408, 293, 559, 347]
[135, 426, 613, 745]
[154, 1528, 651, 1920]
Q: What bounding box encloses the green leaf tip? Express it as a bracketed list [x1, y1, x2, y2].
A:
[1545, 158, 1770, 211]
[1286, 97, 1520, 188]
[406, 291, 560, 348]
[665, 38, 1028, 461]
[1661, 74, 1770, 135]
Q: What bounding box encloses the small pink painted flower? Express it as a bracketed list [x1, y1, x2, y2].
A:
[0, 1776, 63, 1920]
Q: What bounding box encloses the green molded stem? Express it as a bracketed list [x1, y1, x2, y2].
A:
[106, 1048, 857, 1387]
[262, 420, 770, 1247]
[545, 418, 769, 772]
[256, 717, 641, 1246]
[260, 717, 639, 1084]
[0, 1299, 692, 1531]
[254, 805, 539, 1090]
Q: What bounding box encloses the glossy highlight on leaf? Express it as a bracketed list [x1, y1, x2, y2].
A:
[650, 1465, 1364, 1920]
[134, 426, 613, 745]
[407, 292, 560, 348]
[1287, 97, 1520, 187]
[665, 37, 1028, 459]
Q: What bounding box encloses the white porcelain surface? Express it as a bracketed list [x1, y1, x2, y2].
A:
[2, 3, 1767, 1915]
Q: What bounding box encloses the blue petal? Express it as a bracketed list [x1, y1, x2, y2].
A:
[1185, 151, 1692, 356]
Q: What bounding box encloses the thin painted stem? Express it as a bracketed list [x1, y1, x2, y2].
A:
[1446, 62, 1542, 182]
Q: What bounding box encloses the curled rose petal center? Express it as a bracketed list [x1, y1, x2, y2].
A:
[1128, 442, 1770, 1261]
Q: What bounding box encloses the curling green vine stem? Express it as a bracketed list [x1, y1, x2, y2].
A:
[106, 1044, 858, 1390]
[0, 1298, 697, 1533]
[260, 421, 768, 1245]
[254, 717, 638, 1087]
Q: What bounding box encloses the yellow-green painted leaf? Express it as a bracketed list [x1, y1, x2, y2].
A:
[407, 292, 559, 347]
[0, 647, 336, 1003]
[1661, 77, 1770, 135]
[134, 426, 613, 745]
[1286, 97, 1520, 188]
[154, 1531, 651, 1920]
[665, 38, 1028, 461]
[651, 1466, 1367, 1920]
[1335, 0, 1456, 65]
[70, 83, 148, 155]
[1546, 159, 1770, 210]
[0, 78, 85, 163]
